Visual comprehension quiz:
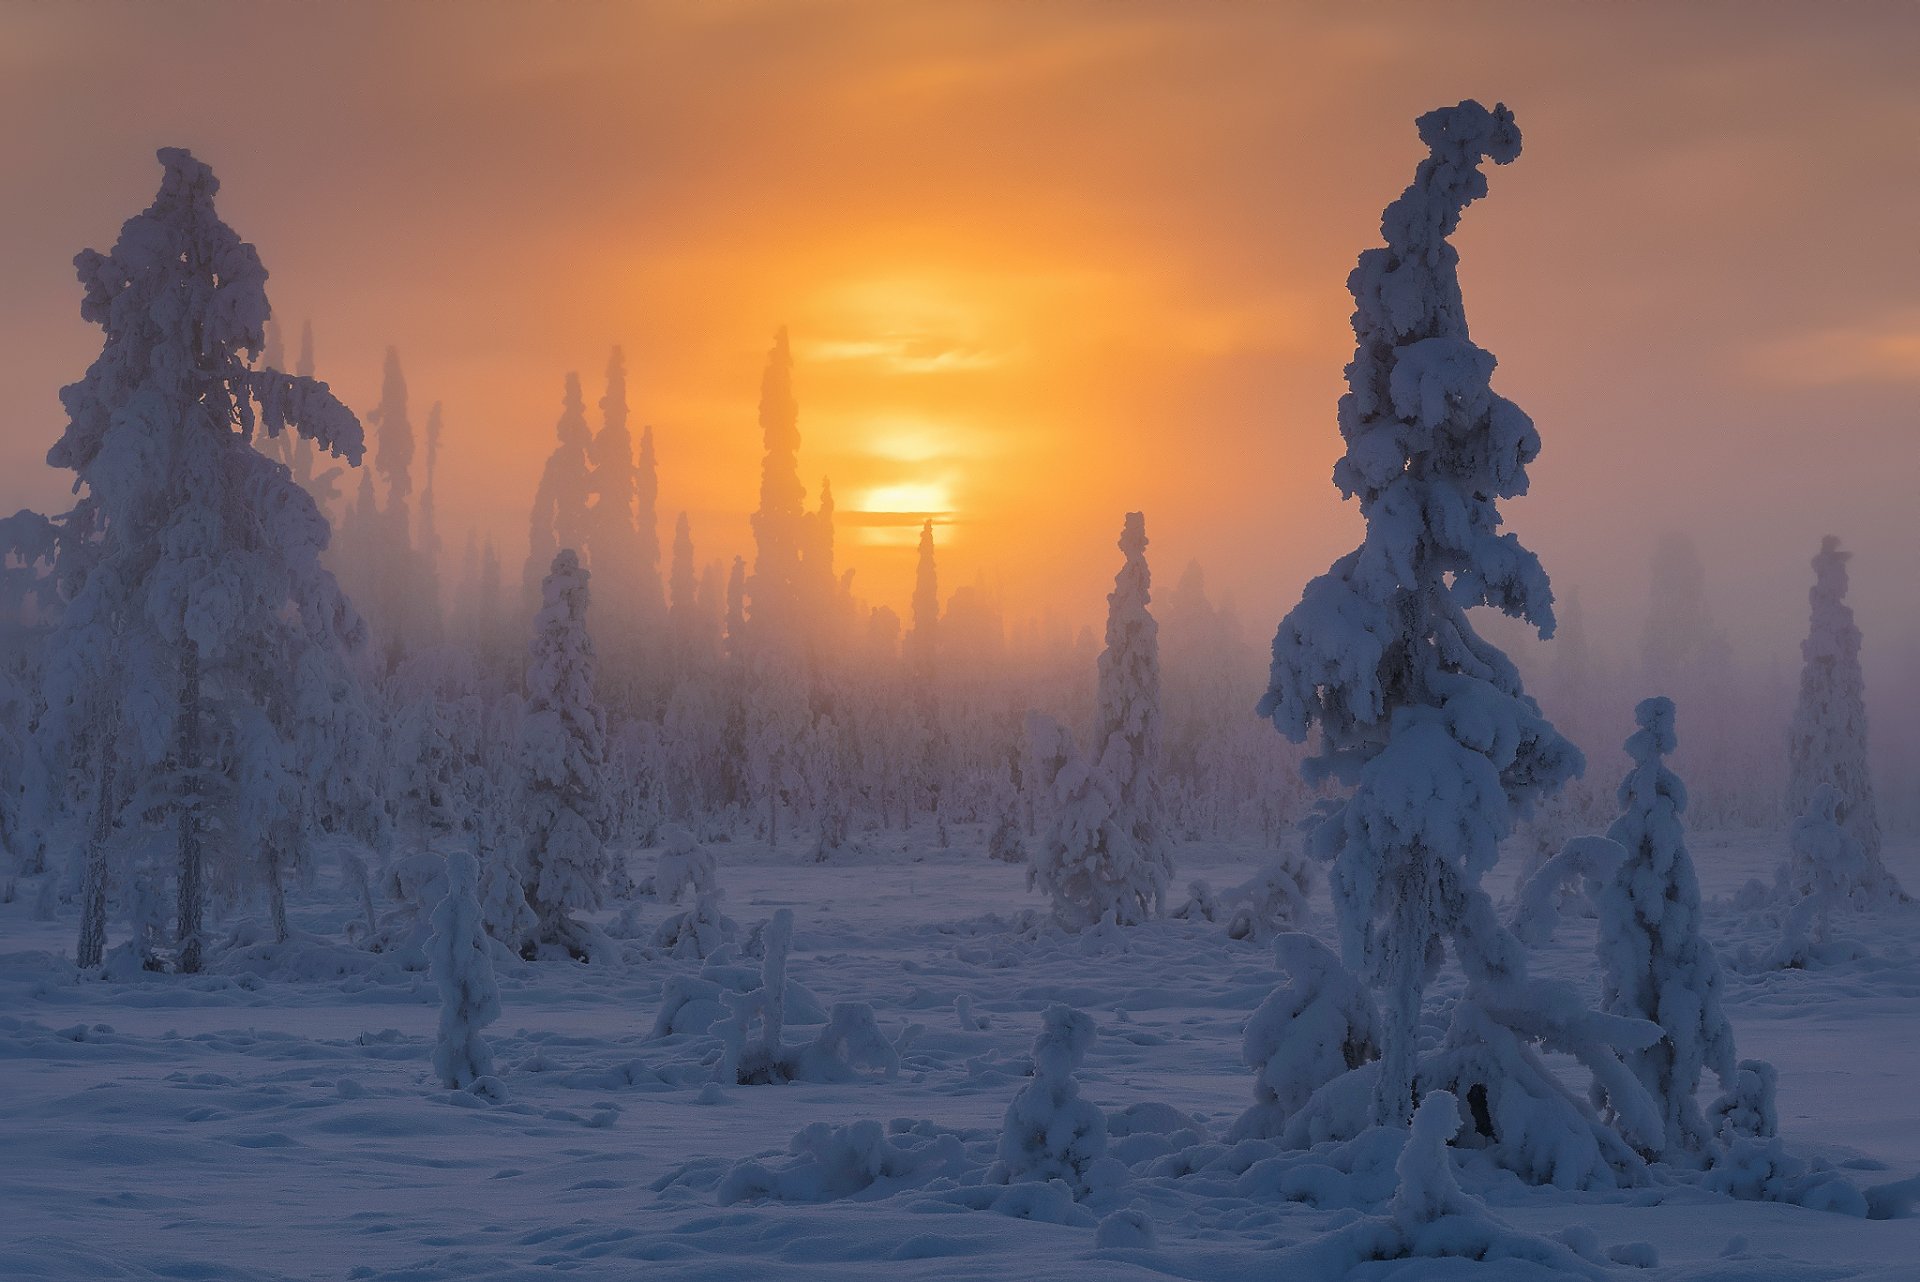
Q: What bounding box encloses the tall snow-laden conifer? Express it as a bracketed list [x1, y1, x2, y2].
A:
[909, 519, 939, 680]
[524, 374, 594, 623]
[417, 400, 444, 645]
[31, 149, 371, 971]
[1785, 537, 1899, 900]
[588, 347, 663, 661]
[1259, 103, 1588, 1127]
[1097, 512, 1170, 901]
[747, 328, 806, 642]
[1593, 697, 1736, 1160]
[519, 549, 611, 956]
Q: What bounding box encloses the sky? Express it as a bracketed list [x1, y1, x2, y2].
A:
[1, 0, 1916, 679]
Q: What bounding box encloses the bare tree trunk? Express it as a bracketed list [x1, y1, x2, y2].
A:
[76, 738, 116, 969]
[176, 641, 205, 974]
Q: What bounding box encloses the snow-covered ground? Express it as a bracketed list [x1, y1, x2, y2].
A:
[4, 831, 1918, 1281]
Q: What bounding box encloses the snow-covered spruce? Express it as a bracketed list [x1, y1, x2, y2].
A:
[427, 849, 501, 1091]
[1785, 536, 1899, 899]
[1591, 697, 1738, 1161]
[1025, 512, 1170, 929]
[1256, 103, 1659, 1167]
[518, 549, 612, 958]
[1228, 933, 1378, 1141]
[988, 1004, 1122, 1199]
[23, 149, 375, 972]
[649, 823, 737, 959]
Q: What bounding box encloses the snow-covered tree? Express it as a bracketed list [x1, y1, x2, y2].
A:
[29, 149, 370, 971]
[588, 347, 664, 670]
[1593, 697, 1736, 1161]
[650, 823, 737, 959]
[1785, 537, 1898, 899]
[909, 518, 940, 678]
[524, 374, 594, 624]
[747, 328, 807, 642]
[518, 549, 611, 957]
[1025, 513, 1173, 929]
[990, 1005, 1117, 1199]
[1258, 103, 1597, 1129]
[1095, 511, 1171, 901]
[428, 849, 501, 1090]
[1025, 710, 1159, 928]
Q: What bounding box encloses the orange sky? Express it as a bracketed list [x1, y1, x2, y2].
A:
[1, 1, 1916, 663]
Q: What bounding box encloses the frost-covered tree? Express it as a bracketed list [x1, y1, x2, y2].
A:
[1258, 103, 1597, 1129]
[29, 149, 370, 972]
[1785, 537, 1898, 899]
[523, 374, 594, 623]
[428, 849, 500, 1090]
[518, 549, 611, 957]
[1593, 697, 1736, 1160]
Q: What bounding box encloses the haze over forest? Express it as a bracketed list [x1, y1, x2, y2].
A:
[1, 2, 1914, 687]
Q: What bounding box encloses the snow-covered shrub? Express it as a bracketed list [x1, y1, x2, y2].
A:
[714, 908, 794, 1084]
[427, 850, 500, 1090]
[717, 1119, 967, 1205]
[518, 549, 612, 958]
[1265, 1091, 1614, 1279]
[1229, 933, 1378, 1141]
[989, 1004, 1122, 1199]
[1592, 697, 1737, 1160]
[1709, 1059, 1778, 1143]
[1706, 1136, 1868, 1217]
[1785, 537, 1899, 898]
[1170, 879, 1220, 923]
[1223, 853, 1313, 942]
[788, 1002, 901, 1083]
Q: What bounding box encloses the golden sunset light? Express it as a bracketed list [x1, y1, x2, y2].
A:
[3, 4, 1920, 1278]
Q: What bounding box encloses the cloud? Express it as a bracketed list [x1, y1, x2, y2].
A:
[1750, 311, 1920, 387]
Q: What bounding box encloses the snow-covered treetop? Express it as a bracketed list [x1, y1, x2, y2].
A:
[1260, 101, 1571, 808]
[1803, 536, 1858, 667]
[1624, 695, 1679, 774]
[55, 148, 364, 488]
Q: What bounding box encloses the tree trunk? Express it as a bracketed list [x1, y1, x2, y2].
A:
[76, 738, 116, 969]
[176, 641, 205, 974]
[1371, 883, 1424, 1130]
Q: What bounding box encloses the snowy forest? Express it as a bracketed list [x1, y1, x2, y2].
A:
[2, 7, 1919, 1280]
